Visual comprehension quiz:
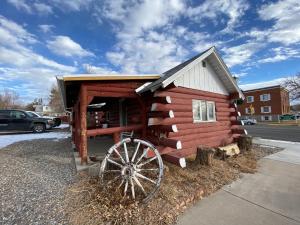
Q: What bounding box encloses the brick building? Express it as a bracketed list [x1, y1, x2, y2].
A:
[238, 85, 290, 122]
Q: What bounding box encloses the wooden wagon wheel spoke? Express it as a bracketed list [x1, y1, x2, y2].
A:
[135, 172, 156, 184]
[99, 138, 164, 203]
[137, 156, 157, 168]
[104, 169, 121, 173]
[107, 158, 123, 168]
[133, 176, 146, 195]
[130, 177, 135, 199]
[112, 148, 126, 164]
[131, 142, 141, 163]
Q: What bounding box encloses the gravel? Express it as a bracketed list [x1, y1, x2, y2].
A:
[0, 137, 76, 225]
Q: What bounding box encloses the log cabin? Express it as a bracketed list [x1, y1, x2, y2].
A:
[57, 46, 245, 168]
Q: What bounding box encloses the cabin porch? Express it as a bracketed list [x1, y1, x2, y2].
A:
[71, 82, 147, 164]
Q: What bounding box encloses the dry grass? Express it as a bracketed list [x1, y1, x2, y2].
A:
[64, 145, 281, 225]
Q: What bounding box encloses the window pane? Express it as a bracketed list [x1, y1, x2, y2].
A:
[201, 101, 207, 121]
[208, 102, 215, 120]
[192, 100, 200, 121]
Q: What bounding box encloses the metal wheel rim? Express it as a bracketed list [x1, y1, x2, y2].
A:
[99, 138, 164, 203]
[34, 124, 44, 132]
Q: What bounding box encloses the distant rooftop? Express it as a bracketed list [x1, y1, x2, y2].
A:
[241, 85, 286, 92]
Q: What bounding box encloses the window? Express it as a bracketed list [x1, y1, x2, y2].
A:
[0, 111, 10, 119]
[193, 100, 216, 122]
[261, 115, 272, 121]
[9, 111, 26, 119]
[261, 106, 271, 113]
[245, 107, 255, 114]
[246, 96, 254, 103]
[260, 93, 271, 101]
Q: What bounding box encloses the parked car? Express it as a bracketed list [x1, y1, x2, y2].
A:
[26, 111, 62, 127]
[241, 118, 257, 125]
[0, 109, 54, 133]
[279, 114, 296, 120]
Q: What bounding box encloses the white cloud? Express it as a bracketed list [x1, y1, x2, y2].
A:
[258, 0, 300, 45]
[47, 36, 95, 57]
[33, 3, 53, 14]
[258, 47, 300, 64]
[0, 16, 77, 102]
[187, 0, 249, 32]
[38, 24, 55, 33]
[7, 0, 31, 13]
[52, 0, 93, 11]
[222, 42, 263, 67]
[82, 64, 117, 74]
[96, 0, 192, 73]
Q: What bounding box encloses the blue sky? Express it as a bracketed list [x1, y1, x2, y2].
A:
[0, 0, 299, 103]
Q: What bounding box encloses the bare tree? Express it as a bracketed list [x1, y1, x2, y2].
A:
[0, 89, 22, 109]
[48, 85, 64, 113]
[283, 73, 300, 101]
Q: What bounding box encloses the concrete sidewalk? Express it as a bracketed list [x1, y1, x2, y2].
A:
[177, 139, 300, 225]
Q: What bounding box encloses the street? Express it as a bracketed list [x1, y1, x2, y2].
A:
[245, 124, 300, 142]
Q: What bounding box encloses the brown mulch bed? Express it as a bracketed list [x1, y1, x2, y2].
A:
[64, 144, 282, 225]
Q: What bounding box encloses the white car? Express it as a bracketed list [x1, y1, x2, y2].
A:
[241, 118, 257, 125]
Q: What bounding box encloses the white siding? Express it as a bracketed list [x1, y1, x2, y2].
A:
[173, 60, 229, 95]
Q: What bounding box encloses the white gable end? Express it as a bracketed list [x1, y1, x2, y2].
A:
[173, 60, 229, 95]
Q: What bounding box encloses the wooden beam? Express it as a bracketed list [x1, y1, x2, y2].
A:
[80, 85, 88, 164]
[148, 110, 174, 118]
[163, 154, 186, 168]
[149, 124, 178, 132]
[87, 90, 137, 98]
[86, 124, 143, 137]
[151, 103, 192, 112]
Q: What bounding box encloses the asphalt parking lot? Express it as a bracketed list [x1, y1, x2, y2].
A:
[244, 124, 300, 142]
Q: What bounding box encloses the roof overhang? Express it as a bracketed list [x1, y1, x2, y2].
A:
[137, 47, 244, 99]
[57, 74, 160, 110]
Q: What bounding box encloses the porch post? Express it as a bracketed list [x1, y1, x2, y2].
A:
[137, 96, 147, 138]
[80, 84, 88, 164]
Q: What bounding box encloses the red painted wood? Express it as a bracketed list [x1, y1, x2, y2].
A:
[155, 91, 229, 103]
[87, 124, 143, 137]
[148, 111, 173, 118]
[88, 90, 137, 98]
[165, 86, 230, 99]
[80, 85, 88, 164]
[168, 125, 232, 138]
[152, 103, 192, 112]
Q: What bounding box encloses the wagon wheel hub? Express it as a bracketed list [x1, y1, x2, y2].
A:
[122, 164, 136, 178]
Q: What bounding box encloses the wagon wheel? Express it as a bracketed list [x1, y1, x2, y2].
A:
[99, 138, 164, 203]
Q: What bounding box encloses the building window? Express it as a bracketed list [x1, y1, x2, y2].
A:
[245, 107, 255, 114]
[246, 96, 254, 103]
[261, 115, 272, 121]
[261, 106, 271, 113]
[260, 93, 271, 101]
[193, 100, 216, 122]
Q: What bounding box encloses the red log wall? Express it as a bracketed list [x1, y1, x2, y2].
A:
[148, 86, 244, 162]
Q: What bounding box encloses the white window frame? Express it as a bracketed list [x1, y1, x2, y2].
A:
[245, 108, 250, 114]
[260, 93, 271, 101]
[192, 100, 216, 123]
[261, 115, 272, 121]
[261, 106, 271, 113]
[246, 96, 254, 103]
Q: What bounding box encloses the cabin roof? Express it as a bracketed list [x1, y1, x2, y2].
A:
[137, 46, 243, 99]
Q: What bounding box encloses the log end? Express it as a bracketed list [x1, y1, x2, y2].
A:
[179, 158, 186, 168]
[172, 124, 178, 132]
[176, 140, 182, 149]
[166, 96, 172, 104]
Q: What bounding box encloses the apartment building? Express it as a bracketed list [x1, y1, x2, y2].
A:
[238, 85, 290, 121]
